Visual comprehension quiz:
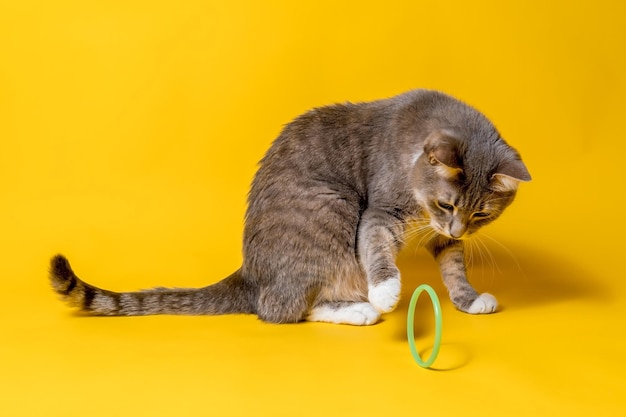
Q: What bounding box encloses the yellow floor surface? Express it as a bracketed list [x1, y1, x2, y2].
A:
[1, 1, 625, 416]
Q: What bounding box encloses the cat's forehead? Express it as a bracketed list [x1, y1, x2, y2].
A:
[439, 174, 496, 207]
[459, 138, 510, 184]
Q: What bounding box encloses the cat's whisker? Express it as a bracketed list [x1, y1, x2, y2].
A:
[474, 235, 498, 287]
[464, 239, 474, 279]
[403, 227, 436, 250]
[478, 232, 528, 282]
[466, 238, 485, 282]
[466, 238, 476, 270]
[479, 235, 498, 272]
[413, 226, 437, 245]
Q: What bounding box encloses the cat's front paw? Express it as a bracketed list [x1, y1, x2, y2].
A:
[368, 277, 401, 313]
[467, 293, 498, 314]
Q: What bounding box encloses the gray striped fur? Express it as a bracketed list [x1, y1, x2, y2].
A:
[49, 89, 530, 324]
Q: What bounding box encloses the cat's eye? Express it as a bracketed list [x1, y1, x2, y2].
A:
[472, 212, 491, 218]
[436, 201, 454, 211]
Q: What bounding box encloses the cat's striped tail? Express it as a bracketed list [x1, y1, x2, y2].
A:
[49, 255, 257, 316]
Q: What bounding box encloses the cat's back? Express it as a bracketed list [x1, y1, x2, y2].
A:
[260, 89, 463, 157]
[247, 90, 462, 198]
[269, 99, 388, 157]
[250, 98, 396, 198]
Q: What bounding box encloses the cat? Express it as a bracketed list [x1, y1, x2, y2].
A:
[49, 89, 530, 325]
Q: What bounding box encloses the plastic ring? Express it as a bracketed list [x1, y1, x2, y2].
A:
[407, 284, 442, 368]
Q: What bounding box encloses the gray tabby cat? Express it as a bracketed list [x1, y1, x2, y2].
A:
[50, 89, 530, 325]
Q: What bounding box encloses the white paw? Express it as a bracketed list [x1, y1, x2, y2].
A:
[307, 302, 381, 326]
[467, 293, 498, 314]
[346, 303, 381, 325]
[368, 278, 401, 313]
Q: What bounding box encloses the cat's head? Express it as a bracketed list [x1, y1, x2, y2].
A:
[412, 130, 531, 240]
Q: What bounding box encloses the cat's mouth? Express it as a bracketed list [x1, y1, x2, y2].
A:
[432, 223, 470, 241]
[438, 232, 464, 241]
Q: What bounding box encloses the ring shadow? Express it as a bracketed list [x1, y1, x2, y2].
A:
[392, 238, 608, 370]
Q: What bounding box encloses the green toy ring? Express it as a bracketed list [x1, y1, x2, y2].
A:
[407, 284, 442, 368]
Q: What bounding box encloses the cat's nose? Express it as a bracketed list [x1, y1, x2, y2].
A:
[449, 221, 466, 239]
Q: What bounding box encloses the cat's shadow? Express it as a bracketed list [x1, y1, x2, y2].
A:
[392, 238, 608, 370]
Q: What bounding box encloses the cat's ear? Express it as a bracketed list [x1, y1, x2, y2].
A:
[491, 159, 531, 191]
[424, 132, 463, 178]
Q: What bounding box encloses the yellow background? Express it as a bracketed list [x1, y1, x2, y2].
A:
[1, 1, 625, 415]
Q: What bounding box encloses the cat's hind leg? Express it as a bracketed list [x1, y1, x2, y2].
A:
[256, 281, 317, 324]
[306, 301, 380, 326]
